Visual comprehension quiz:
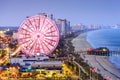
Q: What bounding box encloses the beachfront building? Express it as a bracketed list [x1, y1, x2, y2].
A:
[57, 19, 71, 37]
[72, 23, 86, 31]
[87, 24, 101, 30]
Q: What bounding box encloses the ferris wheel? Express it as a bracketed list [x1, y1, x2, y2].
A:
[18, 14, 59, 56]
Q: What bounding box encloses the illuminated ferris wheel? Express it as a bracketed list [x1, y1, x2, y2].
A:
[18, 14, 59, 56]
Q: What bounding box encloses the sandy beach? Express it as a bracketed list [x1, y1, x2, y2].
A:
[71, 33, 120, 80]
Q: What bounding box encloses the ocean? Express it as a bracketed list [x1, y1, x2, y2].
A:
[87, 29, 120, 69]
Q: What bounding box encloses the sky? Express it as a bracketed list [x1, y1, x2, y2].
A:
[0, 0, 120, 26]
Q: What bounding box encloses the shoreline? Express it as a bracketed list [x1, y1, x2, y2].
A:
[71, 32, 120, 80]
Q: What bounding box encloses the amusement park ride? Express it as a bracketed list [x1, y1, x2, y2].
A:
[18, 14, 59, 56]
[0, 14, 60, 65]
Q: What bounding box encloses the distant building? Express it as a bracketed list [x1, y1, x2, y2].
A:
[37, 13, 54, 20]
[12, 32, 18, 39]
[72, 23, 86, 31]
[72, 23, 103, 31]
[113, 24, 120, 29]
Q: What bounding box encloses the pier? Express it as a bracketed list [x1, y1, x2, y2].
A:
[75, 49, 120, 57]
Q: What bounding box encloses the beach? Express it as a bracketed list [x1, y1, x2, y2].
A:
[71, 33, 120, 80]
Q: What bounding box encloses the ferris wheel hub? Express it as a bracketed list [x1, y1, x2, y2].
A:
[37, 35, 40, 38]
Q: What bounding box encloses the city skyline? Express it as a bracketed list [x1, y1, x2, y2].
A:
[0, 0, 120, 26]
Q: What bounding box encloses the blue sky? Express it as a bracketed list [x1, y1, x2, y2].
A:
[0, 0, 120, 26]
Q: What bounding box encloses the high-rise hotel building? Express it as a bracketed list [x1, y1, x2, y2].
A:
[57, 19, 71, 36]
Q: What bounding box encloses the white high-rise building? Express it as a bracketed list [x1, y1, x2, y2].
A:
[57, 19, 71, 36]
